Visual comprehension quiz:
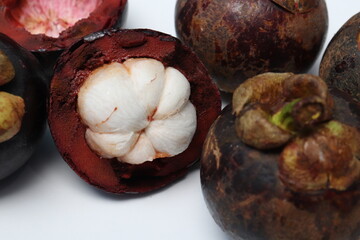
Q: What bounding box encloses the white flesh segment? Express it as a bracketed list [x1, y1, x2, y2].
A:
[78, 62, 148, 133]
[123, 58, 165, 115]
[153, 67, 191, 120]
[10, 0, 101, 38]
[145, 102, 197, 156]
[85, 130, 139, 159]
[121, 134, 156, 165]
[78, 58, 197, 164]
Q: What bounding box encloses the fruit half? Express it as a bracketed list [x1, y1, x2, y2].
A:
[48, 29, 221, 194]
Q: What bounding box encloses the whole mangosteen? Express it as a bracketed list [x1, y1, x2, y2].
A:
[48, 28, 221, 194]
[201, 72, 360, 240]
[175, 0, 328, 92]
[0, 33, 47, 180]
[320, 12, 360, 103]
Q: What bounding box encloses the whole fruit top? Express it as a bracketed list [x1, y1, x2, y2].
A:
[175, 0, 328, 92]
[201, 72, 360, 240]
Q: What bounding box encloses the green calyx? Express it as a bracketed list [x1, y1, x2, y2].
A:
[0, 92, 25, 143]
[324, 121, 344, 136]
[270, 98, 300, 132]
[0, 50, 15, 86]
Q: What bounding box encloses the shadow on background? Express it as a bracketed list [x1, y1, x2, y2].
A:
[85, 160, 201, 202]
[0, 127, 60, 197]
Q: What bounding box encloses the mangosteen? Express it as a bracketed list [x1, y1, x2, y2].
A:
[0, 33, 47, 180]
[201, 73, 360, 240]
[48, 28, 221, 194]
[320, 12, 360, 103]
[175, 0, 328, 92]
[0, 0, 128, 79]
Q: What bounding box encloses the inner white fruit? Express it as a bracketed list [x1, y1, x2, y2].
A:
[9, 0, 102, 38]
[77, 58, 197, 165]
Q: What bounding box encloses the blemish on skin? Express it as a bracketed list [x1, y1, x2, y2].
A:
[203, 130, 221, 169]
[205, 133, 222, 169]
[335, 57, 355, 73]
[201, 1, 210, 11]
[213, 143, 222, 170]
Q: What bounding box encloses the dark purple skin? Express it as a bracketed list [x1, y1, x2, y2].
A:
[320, 12, 360, 103]
[0, 33, 47, 180]
[201, 105, 360, 240]
[175, 0, 328, 92]
[330, 88, 360, 129]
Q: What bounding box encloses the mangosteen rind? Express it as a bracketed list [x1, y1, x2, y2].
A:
[49, 28, 221, 194]
[320, 12, 360, 103]
[201, 105, 360, 240]
[175, 0, 328, 92]
[201, 72, 360, 240]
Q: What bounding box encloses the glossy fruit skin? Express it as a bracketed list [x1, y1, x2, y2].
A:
[48, 28, 221, 194]
[320, 12, 360, 103]
[175, 0, 328, 92]
[0, 33, 47, 180]
[201, 98, 360, 239]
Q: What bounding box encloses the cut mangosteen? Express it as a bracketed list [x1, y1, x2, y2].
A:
[201, 73, 360, 240]
[175, 0, 329, 92]
[0, 33, 47, 180]
[0, 0, 128, 79]
[0, 0, 127, 52]
[48, 29, 221, 194]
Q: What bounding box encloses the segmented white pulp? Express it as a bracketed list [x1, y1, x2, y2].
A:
[77, 58, 197, 165]
[10, 0, 101, 38]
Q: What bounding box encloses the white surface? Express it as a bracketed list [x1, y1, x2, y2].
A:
[0, 1, 359, 240]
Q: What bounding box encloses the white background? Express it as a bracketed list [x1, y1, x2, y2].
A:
[0, 1, 359, 240]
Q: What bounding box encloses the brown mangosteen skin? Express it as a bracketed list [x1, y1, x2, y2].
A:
[0, 33, 47, 180]
[320, 12, 360, 103]
[330, 88, 360, 129]
[48, 29, 221, 194]
[175, 0, 328, 92]
[201, 103, 360, 240]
